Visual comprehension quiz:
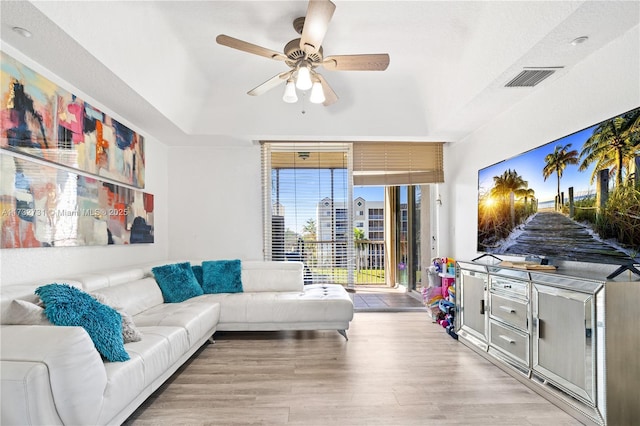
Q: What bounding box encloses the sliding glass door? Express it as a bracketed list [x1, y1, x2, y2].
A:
[394, 185, 422, 292]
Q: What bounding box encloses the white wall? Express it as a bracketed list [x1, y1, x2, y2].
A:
[167, 142, 263, 261]
[443, 25, 640, 263]
[0, 47, 170, 286]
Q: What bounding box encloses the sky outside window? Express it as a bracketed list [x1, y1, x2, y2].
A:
[272, 167, 384, 234]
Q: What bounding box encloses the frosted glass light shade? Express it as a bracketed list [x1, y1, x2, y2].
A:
[309, 81, 325, 104]
[296, 65, 312, 91]
[282, 80, 298, 103]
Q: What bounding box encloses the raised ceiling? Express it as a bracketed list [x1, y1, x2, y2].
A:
[1, 1, 638, 146]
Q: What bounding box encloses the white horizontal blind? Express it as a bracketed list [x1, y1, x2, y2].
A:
[353, 142, 445, 185]
[261, 142, 354, 287]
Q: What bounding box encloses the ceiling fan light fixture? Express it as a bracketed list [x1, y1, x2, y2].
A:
[296, 63, 313, 91]
[216, 0, 388, 107]
[309, 81, 325, 104]
[283, 79, 298, 103]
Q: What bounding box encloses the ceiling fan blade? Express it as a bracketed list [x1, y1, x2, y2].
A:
[316, 74, 338, 106]
[216, 34, 287, 61]
[248, 71, 293, 96]
[300, 0, 336, 55]
[323, 54, 390, 71]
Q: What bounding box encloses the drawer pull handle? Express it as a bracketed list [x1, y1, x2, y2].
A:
[499, 335, 516, 345]
[504, 284, 512, 288]
[499, 306, 516, 314]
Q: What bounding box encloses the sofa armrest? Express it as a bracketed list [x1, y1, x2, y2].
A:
[1, 325, 107, 425]
[1, 361, 62, 425]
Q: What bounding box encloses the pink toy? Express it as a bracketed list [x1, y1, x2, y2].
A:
[442, 276, 454, 298]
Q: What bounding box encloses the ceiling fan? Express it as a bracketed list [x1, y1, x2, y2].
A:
[216, 0, 390, 106]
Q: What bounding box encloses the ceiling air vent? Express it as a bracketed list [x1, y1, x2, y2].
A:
[505, 67, 563, 88]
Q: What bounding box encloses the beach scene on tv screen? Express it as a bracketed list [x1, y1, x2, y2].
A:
[477, 107, 640, 265]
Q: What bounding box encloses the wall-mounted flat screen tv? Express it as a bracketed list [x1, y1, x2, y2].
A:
[477, 106, 639, 271]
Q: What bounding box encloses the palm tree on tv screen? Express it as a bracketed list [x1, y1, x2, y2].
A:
[490, 169, 528, 227]
[516, 187, 536, 208]
[491, 169, 528, 198]
[579, 109, 640, 187]
[542, 143, 580, 211]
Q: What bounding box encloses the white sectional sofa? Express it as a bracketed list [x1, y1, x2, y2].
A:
[0, 260, 354, 425]
[204, 260, 354, 336]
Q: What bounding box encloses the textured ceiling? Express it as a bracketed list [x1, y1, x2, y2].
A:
[1, 1, 639, 146]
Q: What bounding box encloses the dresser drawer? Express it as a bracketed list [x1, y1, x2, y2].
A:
[490, 320, 529, 366]
[490, 276, 528, 298]
[490, 293, 528, 331]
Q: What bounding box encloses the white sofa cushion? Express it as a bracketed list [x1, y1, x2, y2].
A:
[124, 327, 190, 386]
[97, 325, 191, 425]
[201, 284, 353, 327]
[133, 300, 221, 347]
[4, 300, 50, 325]
[92, 278, 164, 316]
[272, 284, 354, 323]
[75, 268, 147, 292]
[240, 261, 304, 292]
[100, 348, 146, 423]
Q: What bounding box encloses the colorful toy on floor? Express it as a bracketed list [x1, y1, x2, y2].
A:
[427, 256, 457, 340]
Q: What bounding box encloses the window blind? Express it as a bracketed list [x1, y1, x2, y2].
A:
[352, 142, 444, 186]
[261, 142, 355, 287]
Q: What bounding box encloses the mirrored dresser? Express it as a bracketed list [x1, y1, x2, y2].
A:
[456, 260, 640, 426]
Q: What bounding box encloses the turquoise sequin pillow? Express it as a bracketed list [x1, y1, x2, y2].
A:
[35, 283, 129, 362]
[202, 259, 243, 294]
[152, 262, 204, 303]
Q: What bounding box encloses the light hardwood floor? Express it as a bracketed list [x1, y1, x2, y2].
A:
[124, 312, 582, 425]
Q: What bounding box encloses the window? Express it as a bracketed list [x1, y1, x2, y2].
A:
[368, 220, 383, 232]
[262, 142, 443, 289]
[261, 143, 355, 286]
[369, 208, 383, 220]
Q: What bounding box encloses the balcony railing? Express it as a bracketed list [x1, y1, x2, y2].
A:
[283, 239, 386, 285]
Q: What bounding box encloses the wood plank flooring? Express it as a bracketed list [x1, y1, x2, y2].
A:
[124, 312, 582, 425]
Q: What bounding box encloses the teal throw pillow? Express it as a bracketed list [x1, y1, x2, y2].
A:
[202, 259, 243, 294]
[152, 262, 203, 303]
[191, 264, 203, 286]
[35, 283, 129, 362]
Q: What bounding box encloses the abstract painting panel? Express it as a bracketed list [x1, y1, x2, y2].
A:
[0, 153, 153, 248]
[0, 51, 145, 188]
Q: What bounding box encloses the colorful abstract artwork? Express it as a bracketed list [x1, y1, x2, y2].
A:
[0, 51, 145, 188]
[0, 153, 153, 248]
